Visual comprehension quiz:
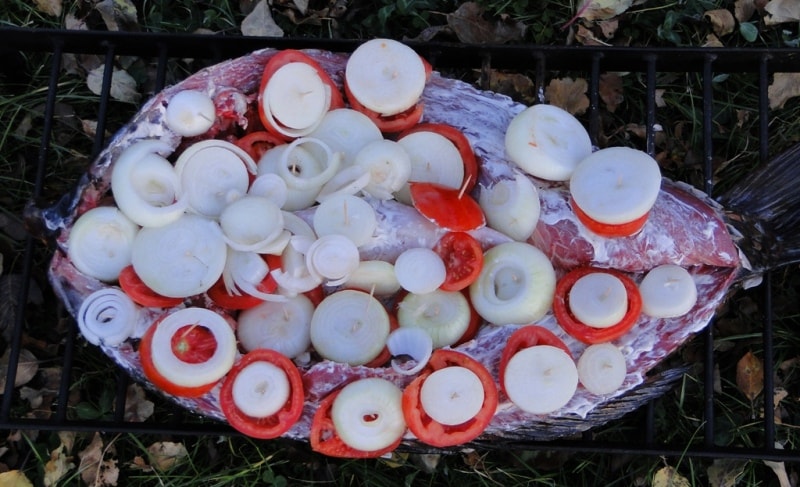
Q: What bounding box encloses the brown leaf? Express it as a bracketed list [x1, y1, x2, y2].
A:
[78, 433, 119, 487]
[94, 0, 139, 32]
[703, 33, 725, 47]
[734, 0, 757, 22]
[33, 0, 62, 17]
[764, 0, 800, 25]
[446, 2, 526, 44]
[86, 67, 141, 103]
[736, 351, 763, 401]
[598, 18, 619, 39]
[123, 383, 154, 422]
[768, 72, 800, 109]
[0, 348, 38, 395]
[599, 73, 624, 112]
[652, 466, 691, 487]
[241, 0, 285, 37]
[147, 442, 188, 472]
[43, 445, 74, 487]
[545, 78, 589, 115]
[707, 458, 747, 487]
[487, 71, 537, 104]
[705, 9, 736, 36]
[0, 470, 34, 487]
[575, 24, 610, 46]
[576, 0, 642, 22]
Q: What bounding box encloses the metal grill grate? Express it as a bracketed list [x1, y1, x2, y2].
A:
[2, 27, 799, 462]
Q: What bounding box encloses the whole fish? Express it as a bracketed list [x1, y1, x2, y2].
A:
[38, 47, 800, 448]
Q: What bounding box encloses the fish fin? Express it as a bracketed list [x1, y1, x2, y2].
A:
[720, 143, 800, 272]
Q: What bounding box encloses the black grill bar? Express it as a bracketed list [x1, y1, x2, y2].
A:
[4, 27, 800, 462]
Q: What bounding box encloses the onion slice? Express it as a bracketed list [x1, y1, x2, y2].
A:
[394, 248, 446, 295]
[386, 327, 432, 376]
[237, 294, 314, 358]
[305, 234, 360, 285]
[219, 195, 284, 252]
[419, 366, 485, 425]
[503, 345, 578, 414]
[478, 171, 541, 242]
[354, 139, 412, 200]
[577, 343, 627, 395]
[396, 290, 470, 348]
[310, 290, 390, 365]
[308, 108, 383, 165]
[164, 90, 216, 137]
[639, 264, 697, 318]
[149, 307, 237, 388]
[312, 193, 377, 247]
[230, 360, 291, 418]
[77, 288, 138, 346]
[330, 377, 406, 452]
[343, 260, 400, 296]
[396, 131, 464, 205]
[261, 62, 331, 137]
[111, 140, 187, 228]
[67, 206, 139, 283]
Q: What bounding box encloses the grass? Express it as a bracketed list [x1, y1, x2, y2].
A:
[1, 0, 800, 485]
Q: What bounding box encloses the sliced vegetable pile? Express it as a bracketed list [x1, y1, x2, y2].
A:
[68, 39, 700, 457]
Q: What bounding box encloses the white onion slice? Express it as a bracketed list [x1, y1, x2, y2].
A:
[231, 361, 291, 418]
[504, 104, 593, 181]
[354, 139, 412, 200]
[345, 38, 426, 116]
[174, 140, 256, 218]
[385, 327, 432, 376]
[164, 90, 216, 137]
[261, 62, 330, 137]
[420, 366, 484, 425]
[639, 264, 698, 318]
[111, 140, 187, 228]
[312, 193, 377, 247]
[131, 214, 226, 298]
[310, 290, 390, 365]
[258, 143, 326, 211]
[330, 378, 406, 452]
[396, 290, 470, 348]
[237, 294, 314, 358]
[67, 206, 139, 282]
[219, 195, 284, 250]
[270, 236, 322, 296]
[308, 108, 383, 165]
[568, 273, 628, 328]
[395, 131, 464, 205]
[478, 171, 541, 242]
[343, 260, 400, 296]
[77, 288, 138, 346]
[577, 343, 627, 395]
[281, 211, 317, 240]
[150, 307, 237, 387]
[223, 249, 286, 302]
[503, 345, 578, 414]
[394, 248, 446, 295]
[316, 165, 371, 202]
[249, 173, 288, 208]
[469, 242, 555, 325]
[305, 234, 360, 285]
[277, 137, 342, 191]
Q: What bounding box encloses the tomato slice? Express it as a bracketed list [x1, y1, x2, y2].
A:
[398, 123, 479, 195]
[401, 349, 497, 448]
[553, 267, 642, 344]
[206, 257, 280, 311]
[118, 265, 184, 308]
[309, 384, 403, 458]
[570, 197, 650, 237]
[343, 78, 425, 134]
[258, 49, 345, 140]
[409, 182, 485, 232]
[498, 325, 571, 395]
[139, 317, 219, 398]
[433, 232, 484, 292]
[234, 130, 285, 162]
[219, 349, 304, 439]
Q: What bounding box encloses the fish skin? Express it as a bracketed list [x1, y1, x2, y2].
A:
[40, 47, 793, 447]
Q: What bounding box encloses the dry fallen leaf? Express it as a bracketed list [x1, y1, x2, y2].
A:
[768, 72, 800, 109]
[598, 18, 619, 39]
[736, 351, 764, 401]
[0, 348, 38, 391]
[446, 2, 526, 44]
[0, 470, 34, 487]
[147, 442, 188, 472]
[599, 73, 624, 112]
[703, 33, 725, 47]
[78, 433, 119, 487]
[123, 383, 154, 422]
[735, 0, 757, 22]
[33, 0, 62, 17]
[86, 67, 140, 104]
[655, 89, 666, 108]
[705, 9, 735, 36]
[43, 445, 74, 487]
[575, 0, 647, 22]
[652, 466, 691, 487]
[575, 24, 610, 46]
[764, 0, 800, 25]
[545, 78, 590, 115]
[94, 0, 139, 32]
[241, 0, 285, 37]
[487, 70, 537, 104]
[706, 458, 746, 487]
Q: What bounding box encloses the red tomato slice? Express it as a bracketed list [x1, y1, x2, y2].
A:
[409, 182, 485, 232]
[219, 349, 304, 439]
[398, 123, 479, 195]
[139, 317, 219, 398]
[118, 265, 184, 308]
[171, 325, 217, 364]
[234, 130, 285, 162]
[553, 267, 642, 344]
[498, 325, 571, 395]
[433, 232, 484, 292]
[401, 349, 497, 448]
[309, 385, 403, 458]
[570, 197, 650, 237]
[258, 50, 345, 141]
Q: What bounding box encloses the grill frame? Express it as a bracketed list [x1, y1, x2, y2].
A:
[2, 26, 799, 462]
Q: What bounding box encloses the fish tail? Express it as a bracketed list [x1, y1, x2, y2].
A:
[719, 143, 800, 272]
